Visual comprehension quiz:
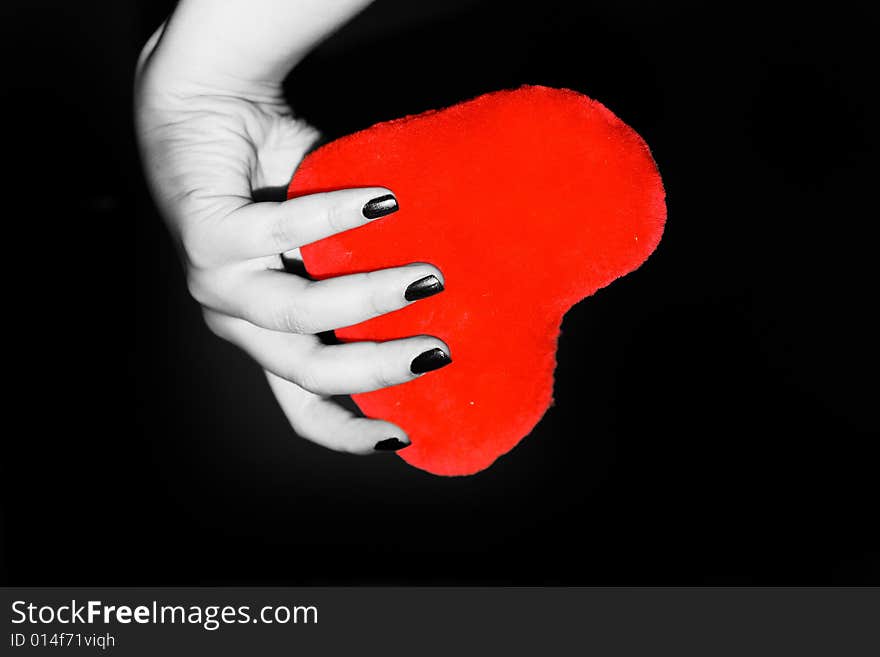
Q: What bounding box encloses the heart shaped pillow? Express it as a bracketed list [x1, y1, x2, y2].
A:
[289, 85, 666, 476]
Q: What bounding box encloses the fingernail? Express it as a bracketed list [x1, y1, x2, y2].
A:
[410, 348, 452, 374]
[374, 437, 410, 452]
[405, 275, 444, 301]
[362, 194, 398, 219]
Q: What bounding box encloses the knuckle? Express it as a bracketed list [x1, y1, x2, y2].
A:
[201, 310, 226, 338]
[363, 276, 398, 318]
[178, 222, 216, 269]
[182, 242, 213, 270]
[292, 363, 325, 395]
[324, 200, 349, 234]
[270, 301, 311, 334]
[367, 290, 387, 319]
[283, 396, 321, 437]
[371, 368, 397, 391]
[367, 343, 399, 390]
[185, 270, 210, 305]
[288, 344, 324, 393]
[374, 291, 401, 318]
[269, 210, 298, 253]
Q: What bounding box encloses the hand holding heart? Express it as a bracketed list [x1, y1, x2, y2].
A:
[135, 1, 665, 473]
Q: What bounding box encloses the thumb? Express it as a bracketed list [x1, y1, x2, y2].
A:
[252, 114, 322, 196]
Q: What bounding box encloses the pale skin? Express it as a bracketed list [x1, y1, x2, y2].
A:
[135, 0, 450, 454]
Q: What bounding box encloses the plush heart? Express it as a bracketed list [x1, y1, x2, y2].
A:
[288, 85, 665, 476]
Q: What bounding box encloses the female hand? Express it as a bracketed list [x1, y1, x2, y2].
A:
[135, 0, 450, 454]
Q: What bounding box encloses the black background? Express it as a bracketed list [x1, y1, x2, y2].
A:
[2, 0, 877, 584]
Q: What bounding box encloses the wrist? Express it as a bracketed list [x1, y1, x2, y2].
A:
[140, 0, 373, 96]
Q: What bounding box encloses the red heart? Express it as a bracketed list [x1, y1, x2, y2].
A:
[289, 85, 665, 476]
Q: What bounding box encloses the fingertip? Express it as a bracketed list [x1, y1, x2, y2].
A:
[399, 263, 445, 303]
[412, 335, 451, 359]
[403, 262, 444, 283]
[362, 420, 411, 455]
[396, 336, 453, 378]
[410, 346, 453, 375]
[362, 185, 395, 198]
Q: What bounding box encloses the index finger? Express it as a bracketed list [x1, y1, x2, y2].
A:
[218, 187, 399, 260]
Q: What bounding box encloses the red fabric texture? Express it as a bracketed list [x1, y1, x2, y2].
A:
[289, 85, 666, 476]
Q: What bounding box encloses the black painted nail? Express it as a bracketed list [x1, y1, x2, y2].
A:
[362, 194, 398, 219]
[374, 437, 410, 452]
[410, 348, 452, 374]
[405, 275, 444, 301]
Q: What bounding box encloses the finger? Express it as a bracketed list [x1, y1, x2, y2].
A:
[205, 310, 451, 395]
[265, 371, 411, 455]
[233, 262, 444, 334]
[219, 187, 399, 259]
